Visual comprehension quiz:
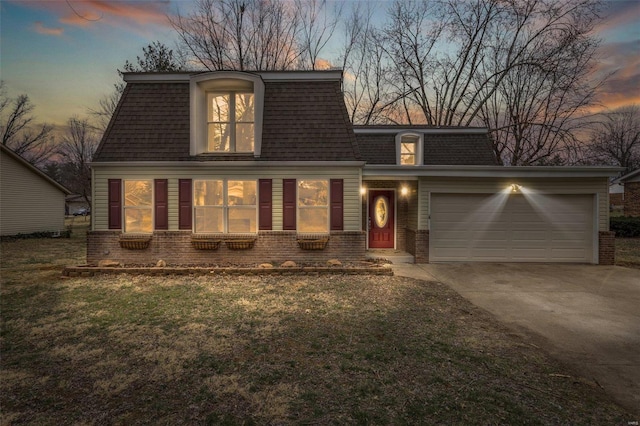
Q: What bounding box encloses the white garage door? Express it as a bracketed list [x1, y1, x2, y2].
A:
[430, 193, 594, 263]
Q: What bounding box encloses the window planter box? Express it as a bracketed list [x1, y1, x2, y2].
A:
[297, 236, 329, 250]
[191, 238, 222, 250]
[225, 239, 256, 250]
[119, 235, 151, 250]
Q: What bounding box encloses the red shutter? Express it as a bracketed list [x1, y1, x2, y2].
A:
[178, 179, 192, 230]
[258, 179, 272, 230]
[330, 179, 344, 231]
[154, 179, 168, 230]
[283, 179, 296, 230]
[108, 179, 122, 230]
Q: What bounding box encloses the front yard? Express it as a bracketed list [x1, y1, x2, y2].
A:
[0, 223, 635, 424]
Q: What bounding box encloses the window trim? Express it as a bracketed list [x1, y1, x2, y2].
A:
[192, 178, 258, 234]
[395, 132, 423, 166]
[122, 179, 154, 234]
[190, 72, 265, 157]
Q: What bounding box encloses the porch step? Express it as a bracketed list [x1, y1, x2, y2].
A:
[366, 250, 415, 264]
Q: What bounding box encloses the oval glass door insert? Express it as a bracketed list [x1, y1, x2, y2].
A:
[374, 196, 389, 228]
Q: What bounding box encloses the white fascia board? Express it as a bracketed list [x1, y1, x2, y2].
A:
[257, 70, 343, 81]
[122, 73, 191, 83]
[363, 165, 625, 178]
[122, 70, 344, 83]
[354, 128, 488, 134]
[90, 161, 365, 168]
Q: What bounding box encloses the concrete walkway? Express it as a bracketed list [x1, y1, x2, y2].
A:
[392, 262, 640, 415]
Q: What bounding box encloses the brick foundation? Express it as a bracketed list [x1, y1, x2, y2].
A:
[87, 231, 366, 266]
[406, 229, 429, 263]
[624, 182, 640, 217]
[598, 231, 615, 265]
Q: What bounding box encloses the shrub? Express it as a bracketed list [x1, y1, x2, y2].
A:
[610, 216, 640, 238]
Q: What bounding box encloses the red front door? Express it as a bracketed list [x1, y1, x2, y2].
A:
[368, 190, 395, 248]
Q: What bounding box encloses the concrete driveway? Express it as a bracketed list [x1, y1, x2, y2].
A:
[392, 263, 640, 415]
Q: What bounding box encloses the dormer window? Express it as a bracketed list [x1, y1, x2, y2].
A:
[207, 92, 254, 152]
[191, 72, 264, 157]
[396, 133, 423, 165]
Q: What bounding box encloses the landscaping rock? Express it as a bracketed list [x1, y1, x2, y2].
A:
[259, 263, 274, 269]
[327, 259, 342, 267]
[281, 260, 297, 268]
[156, 260, 167, 268]
[98, 260, 121, 267]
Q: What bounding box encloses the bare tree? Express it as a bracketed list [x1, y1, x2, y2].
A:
[382, 0, 602, 164]
[0, 82, 56, 167]
[57, 117, 100, 209]
[338, 4, 398, 124]
[297, 0, 341, 70]
[88, 82, 125, 132]
[586, 105, 640, 173]
[170, 0, 306, 71]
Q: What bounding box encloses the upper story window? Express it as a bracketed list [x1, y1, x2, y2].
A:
[396, 132, 423, 166]
[207, 92, 255, 152]
[191, 72, 265, 157]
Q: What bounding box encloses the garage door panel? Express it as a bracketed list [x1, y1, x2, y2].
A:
[430, 194, 594, 263]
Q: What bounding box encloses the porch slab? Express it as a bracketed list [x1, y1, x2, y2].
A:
[366, 249, 415, 264]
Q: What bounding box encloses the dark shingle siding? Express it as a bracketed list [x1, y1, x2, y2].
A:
[355, 132, 499, 166]
[94, 78, 361, 162]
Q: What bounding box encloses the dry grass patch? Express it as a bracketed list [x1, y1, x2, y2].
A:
[0, 224, 632, 424]
[616, 237, 640, 269]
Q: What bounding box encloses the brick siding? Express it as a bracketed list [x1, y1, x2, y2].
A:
[598, 231, 615, 265]
[88, 231, 366, 266]
[624, 182, 640, 217]
[406, 229, 429, 263]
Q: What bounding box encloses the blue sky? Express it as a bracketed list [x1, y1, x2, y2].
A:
[1, 0, 638, 127]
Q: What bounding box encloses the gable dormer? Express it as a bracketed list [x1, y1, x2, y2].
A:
[190, 71, 265, 157]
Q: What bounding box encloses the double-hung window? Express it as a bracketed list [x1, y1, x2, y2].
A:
[400, 135, 418, 165]
[194, 179, 257, 233]
[123, 180, 153, 233]
[207, 92, 255, 152]
[298, 180, 328, 233]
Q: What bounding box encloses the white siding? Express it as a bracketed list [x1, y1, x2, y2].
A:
[418, 176, 609, 232]
[1, 150, 67, 236]
[92, 165, 362, 232]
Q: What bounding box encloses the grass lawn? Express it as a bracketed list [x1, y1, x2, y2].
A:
[615, 238, 640, 269]
[0, 222, 633, 424]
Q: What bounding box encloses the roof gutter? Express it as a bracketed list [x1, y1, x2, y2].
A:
[363, 165, 624, 178]
[91, 161, 366, 168]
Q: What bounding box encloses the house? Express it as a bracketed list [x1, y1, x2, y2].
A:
[1, 144, 71, 236]
[612, 168, 640, 216]
[88, 70, 622, 265]
[66, 194, 91, 216]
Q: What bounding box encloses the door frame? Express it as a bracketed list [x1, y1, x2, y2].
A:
[366, 188, 397, 249]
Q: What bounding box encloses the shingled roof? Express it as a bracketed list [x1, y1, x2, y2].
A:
[354, 126, 499, 166]
[93, 71, 361, 162]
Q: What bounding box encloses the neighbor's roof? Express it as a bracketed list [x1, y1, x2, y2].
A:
[613, 168, 640, 183]
[353, 126, 498, 166]
[0, 145, 71, 195]
[93, 71, 361, 162]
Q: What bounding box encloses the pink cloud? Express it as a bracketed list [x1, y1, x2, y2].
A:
[59, 0, 172, 28]
[33, 21, 64, 36]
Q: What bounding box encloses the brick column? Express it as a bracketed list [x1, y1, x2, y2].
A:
[598, 231, 615, 265]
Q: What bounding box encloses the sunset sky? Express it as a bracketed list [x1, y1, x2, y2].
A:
[1, 0, 639, 128]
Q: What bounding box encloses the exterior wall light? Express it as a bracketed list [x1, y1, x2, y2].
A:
[401, 186, 409, 196]
[360, 187, 367, 195]
[511, 184, 521, 192]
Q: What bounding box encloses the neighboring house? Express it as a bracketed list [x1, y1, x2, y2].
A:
[1, 144, 71, 236]
[66, 194, 91, 215]
[609, 180, 624, 211]
[612, 169, 640, 217]
[89, 70, 622, 265]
